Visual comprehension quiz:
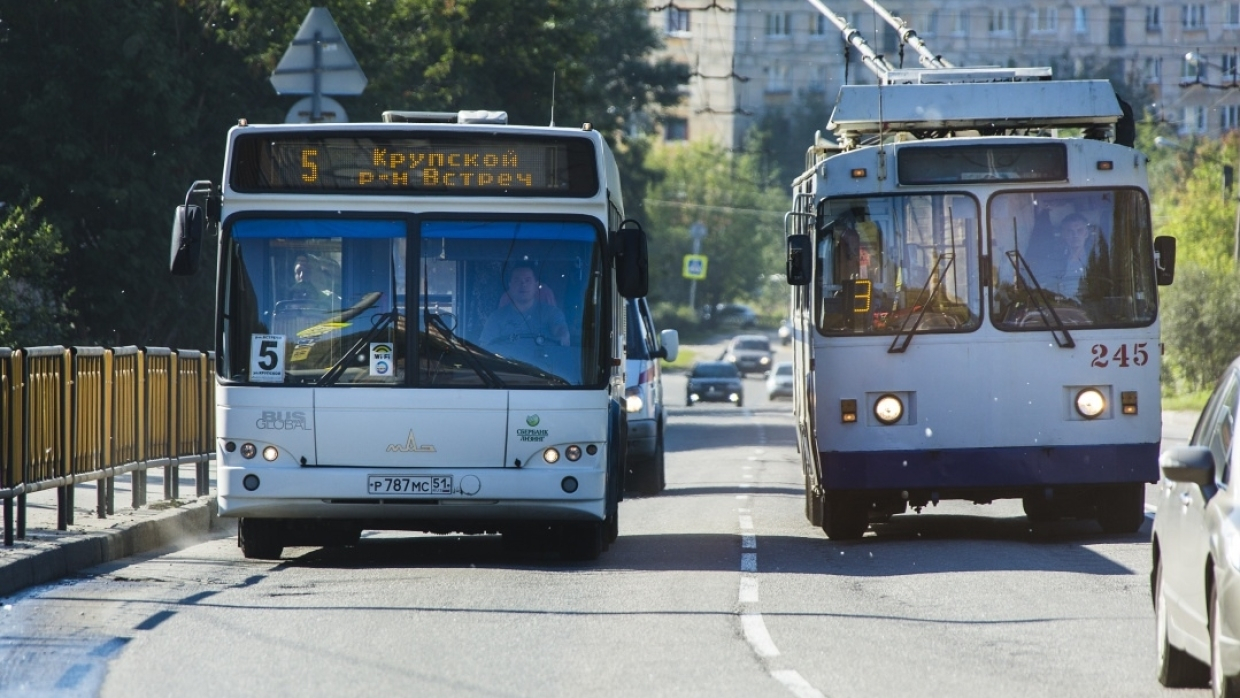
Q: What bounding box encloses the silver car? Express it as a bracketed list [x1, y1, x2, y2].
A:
[1152, 357, 1240, 695]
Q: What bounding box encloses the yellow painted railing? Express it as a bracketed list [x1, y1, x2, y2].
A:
[0, 346, 215, 546]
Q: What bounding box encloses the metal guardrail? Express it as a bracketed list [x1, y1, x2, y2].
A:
[0, 346, 216, 547]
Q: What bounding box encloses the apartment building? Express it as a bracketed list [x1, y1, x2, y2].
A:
[649, 1, 1240, 148]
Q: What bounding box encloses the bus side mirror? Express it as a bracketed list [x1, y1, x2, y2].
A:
[1154, 235, 1176, 286]
[170, 204, 203, 275]
[786, 234, 812, 286]
[615, 220, 649, 299]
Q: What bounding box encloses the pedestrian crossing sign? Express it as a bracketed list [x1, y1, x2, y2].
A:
[683, 254, 708, 280]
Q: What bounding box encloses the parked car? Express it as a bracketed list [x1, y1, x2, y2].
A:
[766, 361, 793, 400]
[624, 298, 678, 496]
[722, 334, 773, 376]
[1151, 355, 1240, 693]
[705, 303, 758, 329]
[686, 361, 744, 407]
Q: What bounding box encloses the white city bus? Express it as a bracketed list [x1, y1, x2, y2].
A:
[784, 69, 1177, 539]
[170, 110, 648, 560]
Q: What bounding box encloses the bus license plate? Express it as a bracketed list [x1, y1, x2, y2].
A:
[367, 475, 453, 496]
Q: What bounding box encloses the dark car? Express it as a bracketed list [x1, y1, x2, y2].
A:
[721, 334, 774, 376]
[1152, 355, 1240, 693]
[704, 303, 758, 329]
[686, 361, 744, 407]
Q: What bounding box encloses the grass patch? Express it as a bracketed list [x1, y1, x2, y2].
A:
[662, 346, 698, 372]
[1163, 390, 1211, 413]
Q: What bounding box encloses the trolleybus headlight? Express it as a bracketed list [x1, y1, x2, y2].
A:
[566, 445, 582, 462]
[262, 446, 279, 462]
[1075, 388, 1106, 419]
[625, 392, 643, 413]
[240, 443, 257, 459]
[544, 447, 561, 464]
[874, 394, 904, 425]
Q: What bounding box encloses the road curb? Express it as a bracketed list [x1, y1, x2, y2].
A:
[0, 496, 219, 599]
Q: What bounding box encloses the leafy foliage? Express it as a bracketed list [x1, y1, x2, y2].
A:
[0, 198, 72, 346]
[641, 139, 786, 313]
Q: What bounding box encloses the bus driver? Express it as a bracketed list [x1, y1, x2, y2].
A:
[480, 263, 570, 352]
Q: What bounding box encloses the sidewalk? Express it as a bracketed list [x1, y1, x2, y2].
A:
[0, 466, 220, 599]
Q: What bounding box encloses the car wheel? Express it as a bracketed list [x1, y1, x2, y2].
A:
[736, 398, 744, 408]
[1156, 555, 1210, 687]
[1096, 482, 1146, 534]
[1212, 580, 1240, 697]
[239, 518, 285, 560]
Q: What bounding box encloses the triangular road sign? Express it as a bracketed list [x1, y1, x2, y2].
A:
[270, 7, 367, 96]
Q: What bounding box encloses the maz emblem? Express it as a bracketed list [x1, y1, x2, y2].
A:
[387, 430, 437, 453]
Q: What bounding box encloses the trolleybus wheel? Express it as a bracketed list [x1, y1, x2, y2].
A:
[239, 518, 285, 560]
[1155, 555, 1209, 687]
[821, 495, 867, 541]
[1095, 482, 1145, 534]
[805, 475, 823, 527]
[1021, 494, 1061, 524]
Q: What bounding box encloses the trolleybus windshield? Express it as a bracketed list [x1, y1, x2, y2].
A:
[989, 189, 1156, 330]
[815, 194, 982, 335]
[222, 217, 603, 388]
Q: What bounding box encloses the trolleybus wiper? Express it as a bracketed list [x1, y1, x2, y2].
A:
[1005, 250, 1075, 348]
[888, 253, 954, 354]
[425, 312, 506, 388]
[318, 308, 398, 386]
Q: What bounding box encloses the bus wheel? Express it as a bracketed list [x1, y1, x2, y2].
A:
[560, 522, 604, 561]
[822, 496, 867, 541]
[1096, 483, 1146, 534]
[1022, 495, 1061, 524]
[239, 518, 284, 560]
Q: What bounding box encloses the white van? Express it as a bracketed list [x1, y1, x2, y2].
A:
[624, 298, 678, 495]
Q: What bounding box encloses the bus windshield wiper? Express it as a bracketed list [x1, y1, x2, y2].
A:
[318, 309, 398, 386]
[889, 253, 954, 354]
[1005, 250, 1074, 349]
[425, 312, 506, 388]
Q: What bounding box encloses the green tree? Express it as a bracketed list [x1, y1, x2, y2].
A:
[0, 198, 73, 347]
[641, 139, 786, 314]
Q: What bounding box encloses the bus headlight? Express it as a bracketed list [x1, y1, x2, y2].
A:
[262, 446, 279, 462]
[1075, 388, 1106, 419]
[874, 394, 904, 425]
[240, 443, 257, 459]
[543, 447, 561, 464]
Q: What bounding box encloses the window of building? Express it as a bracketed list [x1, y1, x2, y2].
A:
[1144, 56, 1163, 83]
[666, 8, 691, 36]
[990, 8, 1016, 34]
[1108, 7, 1125, 46]
[1182, 4, 1207, 29]
[1182, 54, 1206, 82]
[1223, 105, 1240, 132]
[1146, 5, 1161, 31]
[811, 13, 829, 36]
[1032, 7, 1058, 33]
[953, 10, 969, 35]
[766, 62, 791, 92]
[925, 10, 940, 36]
[1224, 52, 1240, 82]
[766, 11, 792, 37]
[1074, 7, 1088, 34]
[1182, 106, 1207, 134]
[664, 117, 688, 142]
[1227, 3, 1240, 27]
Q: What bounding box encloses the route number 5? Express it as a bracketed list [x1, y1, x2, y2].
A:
[1090, 342, 1149, 368]
[250, 334, 286, 382]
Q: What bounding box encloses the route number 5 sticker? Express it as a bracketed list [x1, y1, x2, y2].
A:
[251, 334, 286, 383]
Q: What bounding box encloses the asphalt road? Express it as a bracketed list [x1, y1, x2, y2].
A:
[0, 343, 1202, 698]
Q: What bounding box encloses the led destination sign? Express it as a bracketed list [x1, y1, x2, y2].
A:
[230, 132, 599, 196]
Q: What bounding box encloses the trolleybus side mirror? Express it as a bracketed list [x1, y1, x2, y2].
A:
[786, 234, 812, 286]
[615, 220, 649, 299]
[170, 204, 203, 276]
[1154, 235, 1176, 286]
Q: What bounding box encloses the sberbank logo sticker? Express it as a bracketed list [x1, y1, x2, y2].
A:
[370, 342, 393, 377]
[518, 414, 547, 442]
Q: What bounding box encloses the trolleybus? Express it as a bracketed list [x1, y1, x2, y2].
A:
[170, 110, 648, 560]
[784, 68, 1177, 539]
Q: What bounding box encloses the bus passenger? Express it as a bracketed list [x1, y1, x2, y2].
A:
[480, 263, 570, 350]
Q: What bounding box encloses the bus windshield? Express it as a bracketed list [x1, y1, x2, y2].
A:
[989, 189, 1156, 330]
[815, 194, 982, 335]
[221, 217, 603, 388]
